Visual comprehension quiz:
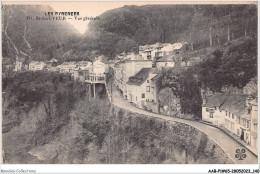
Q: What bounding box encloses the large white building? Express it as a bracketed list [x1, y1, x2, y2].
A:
[126, 68, 160, 113]
[114, 60, 153, 98]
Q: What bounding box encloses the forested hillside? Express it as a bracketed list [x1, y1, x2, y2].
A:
[66, 4, 257, 59]
[2, 5, 81, 61]
[159, 37, 257, 118]
[3, 4, 256, 61]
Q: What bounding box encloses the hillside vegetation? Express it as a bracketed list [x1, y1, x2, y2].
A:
[2, 5, 81, 61]
[2, 72, 232, 164]
[159, 37, 257, 118]
[65, 4, 257, 59]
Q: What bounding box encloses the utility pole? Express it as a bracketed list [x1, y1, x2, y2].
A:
[111, 77, 113, 102]
[93, 83, 95, 99]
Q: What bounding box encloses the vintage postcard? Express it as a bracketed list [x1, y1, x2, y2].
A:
[1, 0, 259, 173]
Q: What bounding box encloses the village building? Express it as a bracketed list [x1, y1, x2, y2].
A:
[156, 55, 176, 70]
[77, 61, 92, 70]
[114, 60, 153, 98]
[91, 59, 106, 75]
[115, 52, 143, 61]
[2, 58, 15, 77]
[2, 58, 14, 69]
[85, 59, 107, 84]
[44, 64, 57, 72]
[139, 42, 191, 62]
[29, 61, 46, 71]
[139, 43, 164, 61]
[126, 68, 160, 113]
[249, 97, 258, 149]
[202, 94, 258, 147]
[14, 59, 23, 71]
[58, 61, 78, 73]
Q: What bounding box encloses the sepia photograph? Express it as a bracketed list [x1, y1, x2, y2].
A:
[1, 0, 258, 172]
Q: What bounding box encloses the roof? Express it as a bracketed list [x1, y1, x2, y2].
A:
[77, 61, 91, 65]
[157, 55, 176, 62]
[172, 43, 184, 50]
[203, 94, 249, 116]
[151, 74, 161, 81]
[30, 61, 46, 65]
[60, 61, 77, 66]
[127, 68, 152, 86]
[250, 99, 258, 106]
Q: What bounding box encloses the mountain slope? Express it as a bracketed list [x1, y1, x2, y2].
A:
[2, 5, 81, 61]
[74, 4, 257, 59]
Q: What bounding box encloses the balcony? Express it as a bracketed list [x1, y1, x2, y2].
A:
[85, 73, 106, 84]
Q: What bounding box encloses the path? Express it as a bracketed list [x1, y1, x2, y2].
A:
[106, 76, 258, 164]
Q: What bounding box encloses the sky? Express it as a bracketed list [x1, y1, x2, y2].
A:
[49, 1, 143, 34]
[3, 1, 255, 35]
[3, 1, 169, 34]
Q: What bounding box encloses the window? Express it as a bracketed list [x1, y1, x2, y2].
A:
[243, 119, 246, 127]
[226, 111, 228, 116]
[214, 106, 217, 110]
[247, 121, 250, 128]
[151, 86, 154, 92]
[155, 52, 160, 57]
[146, 86, 150, 92]
[232, 113, 234, 119]
[142, 94, 145, 98]
[147, 80, 149, 83]
[206, 108, 209, 112]
[210, 112, 213, 118]
[254, 124, 257, 132]
[248, 109, 251, 114]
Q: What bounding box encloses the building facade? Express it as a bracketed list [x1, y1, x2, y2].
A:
[114, 60, 153, 98]
[126, 68, 159, 113]
[29, 61, 46, 71]
[202, 94, 258, 149]
[156, 55, 176, 70]
[58, 61, 78, 73]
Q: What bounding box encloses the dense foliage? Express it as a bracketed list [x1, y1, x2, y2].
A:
[2, 71, 86, 139]
[3, 72, 232, 164]
[68, 4, 257, 59]
[159, 37, 257, 118]
[2, 5, 80, 61]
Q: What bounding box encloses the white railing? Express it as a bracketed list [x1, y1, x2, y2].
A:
[85, 73, 106, 83]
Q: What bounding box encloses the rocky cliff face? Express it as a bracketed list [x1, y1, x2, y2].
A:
[2, 73, 233, 164]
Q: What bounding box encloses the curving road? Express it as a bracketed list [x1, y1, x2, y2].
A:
[106, 77, 258, 164]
